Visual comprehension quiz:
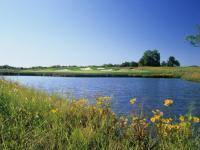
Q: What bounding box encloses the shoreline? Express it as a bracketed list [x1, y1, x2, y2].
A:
[0, 66, 200, 82]
[0, 72, 176, 78]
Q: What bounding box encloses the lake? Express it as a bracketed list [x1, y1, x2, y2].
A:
[3, 76, 200, 117]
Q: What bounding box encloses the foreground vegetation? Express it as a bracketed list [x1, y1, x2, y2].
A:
[1, 66, 200, 82]
[0, 79, 200, 149]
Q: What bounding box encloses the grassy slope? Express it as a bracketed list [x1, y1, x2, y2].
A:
[1, 67, 200, 82]
[0, 79, 200, 149]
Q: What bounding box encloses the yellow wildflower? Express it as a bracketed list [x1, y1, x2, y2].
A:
[97, 101, 102, 105]
[161, 118, 173, 124]
[165, 124, 174, 130]
[132, 116, 139, 121]
[51, 108, 58, 113]
[130, 98, 136, 105]
[96, 96, 111, 106]
[151, 109, 164, 123]
[192, 117, 200, 123]
[150, 115, 160, 122]
[163, 99, 173, 106]
[179, 115, 185, 122]
[150, 117, 156, 123]
[174, 124, 181, 130]
[179, 122, 187, 128]
[119, 116, 128, 127]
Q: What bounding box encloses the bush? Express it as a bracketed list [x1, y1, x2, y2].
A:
[139, 50, 160, 66]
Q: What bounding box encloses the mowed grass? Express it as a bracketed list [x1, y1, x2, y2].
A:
[14, 66, 200, 81]
[0, 79, 200, 150]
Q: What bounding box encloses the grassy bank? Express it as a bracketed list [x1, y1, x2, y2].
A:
[0, 79, 200, 149]
[1, 66, 200, 82]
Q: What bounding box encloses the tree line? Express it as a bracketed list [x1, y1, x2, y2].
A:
[1, 24, 198, 70]
[139, 50, 180, 67]
[104, 50, 180, 67]
[104, 24, 200, 68]
[0, 51, 181, 69]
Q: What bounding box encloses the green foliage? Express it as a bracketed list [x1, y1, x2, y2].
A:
[167, 56, 180, 67]
[186, 25, 200, 47]
[0, 65, 16, 69]
[102, 63, 117, 67]
[120, 61, 138, 67]
[161, 61, 167, 67]
[139, 50, 160, 66]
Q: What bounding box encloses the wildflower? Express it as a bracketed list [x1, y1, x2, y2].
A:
[152, 109, 164, 117]
[96, 96, 111, 107]
[130, 98, 136, 105]
[178, 122, 188, 129]
[192, 117, 200, 123]
[165, 124, 174, 130]
[188, 114, 193, 121]
[161, 118, 173, 124]
[150, 115, 160, 122]
[151, 109, 164, 123]
[150, 117, 156, 123]
[174, 124, 181, 130]
[132, 116, 139, 121]
[51, 108, 58, 113]
[97, 101, 103, 105]
[179, 115, 185, 122]
[163, 99, 173, 106]
[119, 116, 128, 127]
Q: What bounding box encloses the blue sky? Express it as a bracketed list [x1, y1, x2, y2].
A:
[0, 0, 200, 67]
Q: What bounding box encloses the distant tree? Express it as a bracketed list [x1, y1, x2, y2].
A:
[138, 58, 144, 66]
[167, 56, 180, 67]
[103, 64, 114, 67]
[120, 61, 138, 67]
[161, 61, 167, 67]
[130, 61, 138, 67]
[31, 66, 46, 69]
[51, 65, 62, 69]
[120, 61, 130, 67]
[139, 50, 160, 66]
[186, 25, 200, 47]
[0, 65, 15, 69]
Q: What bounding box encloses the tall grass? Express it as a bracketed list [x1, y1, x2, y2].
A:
[181, 72, 200, 82]
[0, 79, 200, 149]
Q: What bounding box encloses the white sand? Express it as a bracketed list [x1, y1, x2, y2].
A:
[80, 67, 92, 71]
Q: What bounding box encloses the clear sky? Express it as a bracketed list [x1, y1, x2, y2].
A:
[0, 0, 200, 67]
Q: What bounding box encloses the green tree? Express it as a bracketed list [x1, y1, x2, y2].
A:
[139, 50, 160, 66]
[103, 64, 114, 67]
[120, 61, 138, 67]
[186, 25, 200, 47]
[161, 61, 167, 67]
[129, 61, 138, 67]
[120, 61, 130, 67]
[167, 56, 180, 67]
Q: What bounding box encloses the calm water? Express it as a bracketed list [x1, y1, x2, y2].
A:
[3, 76, 200, 116]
